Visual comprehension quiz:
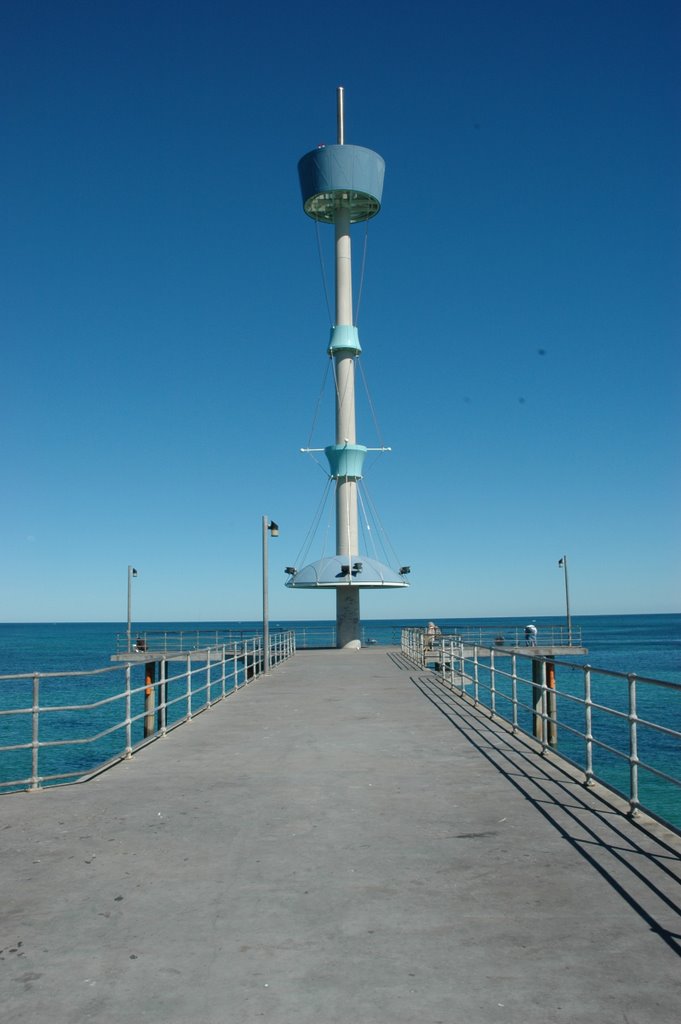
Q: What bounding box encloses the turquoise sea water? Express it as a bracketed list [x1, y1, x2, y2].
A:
[1, 614, 679, 678]
[1, 614, 679, 827]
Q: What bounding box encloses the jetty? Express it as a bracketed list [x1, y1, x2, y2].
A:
[2, 647, 679, 1023]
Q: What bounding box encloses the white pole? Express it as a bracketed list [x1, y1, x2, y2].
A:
[333, 92, 361, 648]
[262, 516, 269, 674]
[337, 85, 345, 145]
[559, 555, 572, 644]
[334, 206, 358, 556]
[262, 517, 279, 671]
[126, 565, 137, 653]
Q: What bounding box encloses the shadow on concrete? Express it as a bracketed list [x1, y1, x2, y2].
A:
[408, 666, 681, 958]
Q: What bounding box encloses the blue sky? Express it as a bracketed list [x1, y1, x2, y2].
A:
[1, 0, 679, 622]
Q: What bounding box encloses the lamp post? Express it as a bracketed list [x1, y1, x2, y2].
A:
[127, 565, 138, 652]
[558, 556, 572, 645]
[262, 517, 279, 673]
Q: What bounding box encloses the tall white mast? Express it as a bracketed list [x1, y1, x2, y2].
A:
[333, 88, 361, 646]
[289, 88, 408, 648]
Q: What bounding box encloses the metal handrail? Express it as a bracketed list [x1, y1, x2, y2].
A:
[0, 631, 296, 793]
[114, 622, 414, 652]
[401, 628, 681, 832]
[426, 625, 583, 648]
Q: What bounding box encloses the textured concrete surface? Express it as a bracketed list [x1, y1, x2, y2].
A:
[1, 648, 680, 1023]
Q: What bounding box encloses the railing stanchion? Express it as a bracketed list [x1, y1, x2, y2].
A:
[233, 642, 240, 690]
[490, 649, 496, 717]
[159, 659, 167, 736]
[584, 665, 594, 787]
[473, 646, 479, 707]
[30, 674, 40, 790]
[540, 660, 548, 752]
[144, 661, 156, 738]
[125, 664, 132, 758]
[546, 657, 558, 747]
[186, 654, 193, 720]
[532, 657, 545, 744]
[628, 673, 640, 817]
[511, 654, 518, 734]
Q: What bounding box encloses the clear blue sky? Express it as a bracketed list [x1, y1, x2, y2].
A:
[2, 0, 679, 622]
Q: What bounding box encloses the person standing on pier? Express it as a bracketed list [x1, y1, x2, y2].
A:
[525, 623, 538, 646]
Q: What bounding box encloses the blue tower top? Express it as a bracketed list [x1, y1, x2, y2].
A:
[298, 144, 385, 224]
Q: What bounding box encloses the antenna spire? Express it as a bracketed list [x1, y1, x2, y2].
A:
[337, 85, 345, 145]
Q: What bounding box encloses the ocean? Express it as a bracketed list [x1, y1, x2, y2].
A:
[1, 614, 679, 827]
[1, 613, 680, 679]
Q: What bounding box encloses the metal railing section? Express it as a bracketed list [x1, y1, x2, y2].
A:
[401, 628, 681, 832]
[115, 623, 411, 653]
[453, 623, 582, 646]
[115, 628, 260, 655]
[0, 631, 296, 793]
[402, 624, 582, 650]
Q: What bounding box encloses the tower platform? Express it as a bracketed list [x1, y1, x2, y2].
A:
[1, 649, 679, 1023]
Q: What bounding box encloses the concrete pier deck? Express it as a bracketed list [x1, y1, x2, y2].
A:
[2, 649, 680, 1023]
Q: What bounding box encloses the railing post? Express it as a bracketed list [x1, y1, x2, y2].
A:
[125, 664, 132, 758]
[511, 653, 518, 734]
[490, 649, 496, 717]
[628, 673, 640, 817]
[546, 657, 558, 747]
[158, 659, 167, 736]
[220, 646, 227, 699]
[186, 654, 193, 720]
[206, 651, 213, 707]
[584, 665, 594, 787]
[532, 657, 546, 744]
[540, 660, 548, 752]
[473, 646, 479, 706]
[30, 674, 40, 790]
[233, 642, 240, 690]
[144, 661, 156, 738]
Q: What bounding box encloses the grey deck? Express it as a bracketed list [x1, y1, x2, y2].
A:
[1, 648, 679, 1023]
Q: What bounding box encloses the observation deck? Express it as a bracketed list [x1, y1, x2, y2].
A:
[1, 648, 679, 1023]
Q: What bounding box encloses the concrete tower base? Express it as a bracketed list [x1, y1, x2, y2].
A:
[336, 588, 361, 649]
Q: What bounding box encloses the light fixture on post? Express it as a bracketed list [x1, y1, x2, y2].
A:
[127, 565, 138, 653]
[262, 517, 279, 674]
[558, 556, 572, 644]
